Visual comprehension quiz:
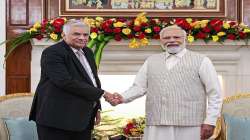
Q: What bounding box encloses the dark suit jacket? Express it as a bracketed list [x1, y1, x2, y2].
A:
[29, 40, 104, 131]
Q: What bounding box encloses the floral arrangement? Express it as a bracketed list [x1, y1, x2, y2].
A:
[1, 12, 250, 67]
[92, 110, 124, 140]
[122, 117, 145, 138]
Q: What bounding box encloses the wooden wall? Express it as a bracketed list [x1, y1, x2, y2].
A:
[5, 0, 250, 94]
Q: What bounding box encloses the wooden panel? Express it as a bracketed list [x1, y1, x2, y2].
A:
[6, 42, 31, 75]
[46, 0, 59, 19]
[6, 76, 30, 94]
[9, 0, 28, 25]
[6, 0, 42, 94]
[243, 0, 250, 25]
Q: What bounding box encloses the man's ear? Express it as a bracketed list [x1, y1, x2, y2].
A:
[61, 32, 65, 38]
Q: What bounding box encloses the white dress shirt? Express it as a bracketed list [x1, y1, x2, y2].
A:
[122, 48, 222, 126]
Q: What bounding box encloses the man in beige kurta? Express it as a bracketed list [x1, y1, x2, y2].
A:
[106, 25, 222, 140]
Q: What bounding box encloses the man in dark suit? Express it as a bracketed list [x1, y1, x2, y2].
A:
[29, 19, 113, 140]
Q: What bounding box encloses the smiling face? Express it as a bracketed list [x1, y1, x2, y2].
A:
[62, 21, 90, 50]
[160, 27, 186, 54]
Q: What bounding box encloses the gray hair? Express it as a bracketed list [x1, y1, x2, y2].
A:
[159, 25, 187, 39]
[63, 19, 90, 35]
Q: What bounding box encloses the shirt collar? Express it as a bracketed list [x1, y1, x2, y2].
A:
[165, 48, 187, 58]
[71, 47, 83, 54]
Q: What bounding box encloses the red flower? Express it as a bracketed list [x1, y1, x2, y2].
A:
[210, 19, 223, 27]
[117, 18, 127, 22]
[239, 32, 247, 39]
[213, 25, 222, 32]
[104, 28, 113, 33]
[133, 26, 141, 32]
[150, 19, 156, 25]
[202, 26, 211, 33]
[196, 32, 207, 39]
[175, 18, 185, 26]
[54, 27, 62, 33]
[141, 22, 149, 27]
[52, 18, 65, 28]
[137, 32, 145, 39]
[126, 21, 133, 27]
[229, 21, 237, 26]
[153, 26, 161, 33]
[182, 23, 192, 30]
[101, 22, 110, 29]
[123, 122, 135, 135]
[113, 28, 122, 33]
[227, 34, 236, 40]
[106, 19, 113, 24]
[127, 34, 134, 39]
[91, 27, 99, 33]
[41, 27, 46, 33]
[114, 34, 122, 41]
[41, 19, 48, 27]
[35, 34, 43, 40]
[153, 34, 160, 39]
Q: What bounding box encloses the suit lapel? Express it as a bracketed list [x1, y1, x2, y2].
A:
[82, 48, 101, 88]
[62, 41, 94, 85]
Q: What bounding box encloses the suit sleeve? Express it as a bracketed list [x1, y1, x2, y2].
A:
[42, 48, 104, 101]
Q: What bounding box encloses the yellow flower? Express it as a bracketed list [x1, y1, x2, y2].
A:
[122, 28, 131, 35]
[90, 32, 97, 39]
[140, 17, 148, 23]
[129, 38, 140, 48]
[186, 18, 193, 23]
[192, 20, 208, 28]
[217, 32, 226, 36]
[190, 22, 196, 27]
[187, 35, 194, 43]
[144, 28, 152, 33]
[113, 21, 124, 27]
[28, 27, 37, 33]
[194, 23, 201, 29]
[212, 35, 219, 42]
[62, 17, 67, 22]
[95, 17, 104, 22]
[140, 38, 149, 46]
[223, 23, 230, 29]
[201, 20, 209, 24]
[200, 23, 207, 28]
[50, 33, 58, 40]
[243, 28, 250, 33]
[95, 21, 101, 27]
[83, 18, 95, 26]
[136, 12, 146, 19]
[134, 20, 140, 26]
[33, 22, 41, 29]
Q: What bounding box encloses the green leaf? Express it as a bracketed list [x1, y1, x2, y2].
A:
[87, 39, 97, 48]
[97, 34, 104, 41]
[4, 32, 32, 60]
[94, 36, 113, 68]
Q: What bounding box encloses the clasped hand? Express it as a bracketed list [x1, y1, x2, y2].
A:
[103, 92, 123, 106]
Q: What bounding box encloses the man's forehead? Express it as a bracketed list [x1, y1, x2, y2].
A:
[70, 26, 90, 33]
[163, 29, 184, 35]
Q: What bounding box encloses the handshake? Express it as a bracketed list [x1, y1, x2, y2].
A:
[103, 92, 124, 106]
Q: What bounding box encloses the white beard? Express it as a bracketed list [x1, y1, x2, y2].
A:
[161, 40, 186, 54]
[167, 46, 184, 54]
